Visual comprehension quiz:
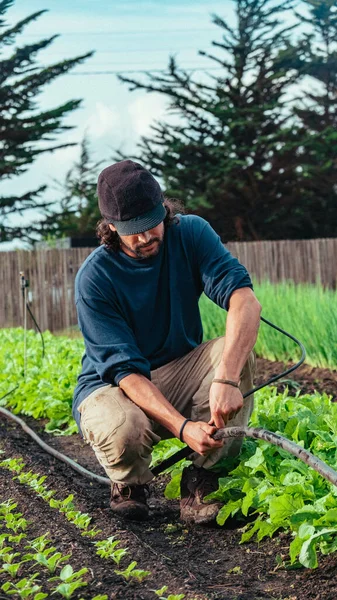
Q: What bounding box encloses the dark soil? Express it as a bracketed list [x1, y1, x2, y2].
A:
[1, 358, 337, 600]
[255, 357, 337, 400]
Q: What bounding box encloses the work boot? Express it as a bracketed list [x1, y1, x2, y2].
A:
[180, 465, 222, 525]
[110, 482, 149, 521]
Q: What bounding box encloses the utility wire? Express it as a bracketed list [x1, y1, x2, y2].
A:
[21, 28, 216, 37]
[67, 60, 215, 66]
[66, 67, 224, 75]
[43, 47, 215, 54]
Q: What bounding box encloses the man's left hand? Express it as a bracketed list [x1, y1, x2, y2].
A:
[208, 382, 244, 429]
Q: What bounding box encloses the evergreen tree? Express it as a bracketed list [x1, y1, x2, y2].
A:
[293, 0, 337, 236]
[115, 0, 308, 241]
[35, 137, 101, 244]
[0, 0, 93, 242]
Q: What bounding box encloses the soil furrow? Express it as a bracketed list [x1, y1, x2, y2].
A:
[2, 365, 337, 600]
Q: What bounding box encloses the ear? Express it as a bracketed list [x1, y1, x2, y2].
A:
[108, 223, 117, 232]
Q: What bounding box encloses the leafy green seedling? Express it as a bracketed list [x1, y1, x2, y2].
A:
[49, 564, 88, 583]
[27, 550, 71, 574]
[79, 597, 108, 600]
[94, 536, 128, 564]
[0, 501, 28, 534]
[0, 458, 25, 474]
[65, 511, 91, 530]
[51, 581, 88, 599]
[0, 561, 23, 577]
[49, 564, 88, 599]
[110, 548, 129, 565]
[1, 572, 47, 599]
[39, 489, 56, 502]
[0, 499, 18, 515]
[25, 533, 52, 553]
[8, 533, 27, 544]
[115, 560, 151, 582]
[52, 495, 75, 513]
[49, 498, 61, 509]
[81, 527, 102, 538]
[0, 533, 27, 551]
[0, 550, 21, 564]
[95, 537, 120, 558]
[153, 589, 185, 600]
[154, 588, 169, 597]
[163, 524, 182, 534]
[227, 565, 243, 575]
[3, 512, 28, 533]
[16, 471, 41, 487]
[0, 545, 15, 558]
[94, 536, 128, 565]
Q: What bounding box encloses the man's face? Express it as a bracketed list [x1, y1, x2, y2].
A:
[109, 222, 164, 259]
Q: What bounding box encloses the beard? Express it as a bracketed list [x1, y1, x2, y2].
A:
[119, 236, 163, 259]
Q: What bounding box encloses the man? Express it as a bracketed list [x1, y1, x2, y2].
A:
[73, 159, 261, 524]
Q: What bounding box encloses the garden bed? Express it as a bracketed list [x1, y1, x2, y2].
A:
[1, 358, 337, 600]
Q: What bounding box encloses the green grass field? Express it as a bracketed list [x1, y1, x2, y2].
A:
[200, 281, 337, 369]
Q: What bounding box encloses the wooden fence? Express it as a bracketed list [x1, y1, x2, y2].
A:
[0, 238, 336, 332]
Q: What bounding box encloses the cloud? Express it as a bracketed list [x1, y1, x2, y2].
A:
[85, 102, 119, 139]
[128, 93, 169, 137]
[52, 143, 80, 168]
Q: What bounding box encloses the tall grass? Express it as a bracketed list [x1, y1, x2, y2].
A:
[200, 281, 337, 369]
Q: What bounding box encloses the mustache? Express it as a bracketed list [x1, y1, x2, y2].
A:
[137, 238, 160, 249]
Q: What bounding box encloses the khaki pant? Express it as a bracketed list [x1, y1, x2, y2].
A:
[78, 337, 256, 485]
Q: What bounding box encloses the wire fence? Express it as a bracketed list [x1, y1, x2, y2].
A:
[1, 238, 336, 332]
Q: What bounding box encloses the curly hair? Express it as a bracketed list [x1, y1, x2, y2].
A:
[96, 197, 185, 252]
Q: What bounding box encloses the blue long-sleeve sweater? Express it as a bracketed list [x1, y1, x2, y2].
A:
[72, 214, 253, 430]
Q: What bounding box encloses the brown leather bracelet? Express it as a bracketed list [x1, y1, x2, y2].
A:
[212, 379, 240, 388]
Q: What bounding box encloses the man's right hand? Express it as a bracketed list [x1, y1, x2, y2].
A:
[182, 421, 224, 455]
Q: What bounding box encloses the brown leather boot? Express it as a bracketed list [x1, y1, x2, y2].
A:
[180, 465, 222, 525]
[110, 482, 149, 521]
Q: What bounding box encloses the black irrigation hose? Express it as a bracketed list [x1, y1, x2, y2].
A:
[212, 426, 337, 487]
[152, 314, 307, 475]
[5, 313, 333, 489]
[0, 406, 110, 486]
[2, 408, 337, 489]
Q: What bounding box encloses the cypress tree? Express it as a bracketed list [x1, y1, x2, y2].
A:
[293, 0, 337, 237]
[36, 137, 101, 244]
[116, 0, 306, 241]
[0, 0, 93, 242]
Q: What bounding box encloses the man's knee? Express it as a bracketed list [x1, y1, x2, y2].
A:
[107, 408, 152, 466]
[79, 387, 152, 465]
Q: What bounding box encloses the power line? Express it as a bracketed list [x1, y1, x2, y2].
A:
[43, 46, 215, 55]
[61, 60, 215, 67]
[66, 67, 223, 75]
[21, 28, 217, 37]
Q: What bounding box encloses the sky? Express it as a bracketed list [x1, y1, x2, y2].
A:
[1, 0, 300, 250]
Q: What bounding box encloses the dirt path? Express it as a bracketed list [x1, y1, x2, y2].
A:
[1, 358, 337, 599]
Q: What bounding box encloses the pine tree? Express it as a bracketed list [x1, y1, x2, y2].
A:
[35, 137, 101, 244]
[115, 0, 307, 241]
[293, 0, 337, 237]
[0, 0, 93, 242]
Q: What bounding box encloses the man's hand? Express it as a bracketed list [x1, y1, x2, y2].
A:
[182, 421, 224, 455]
[208, 382, 244, 428]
